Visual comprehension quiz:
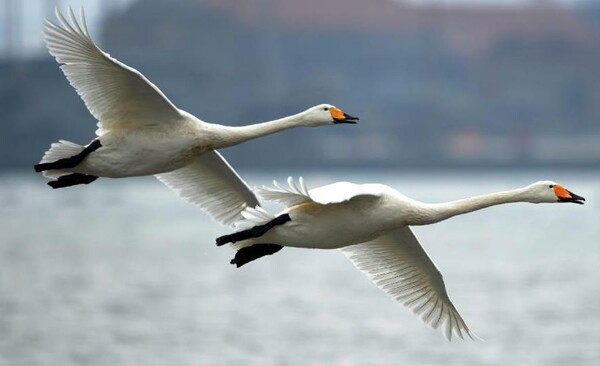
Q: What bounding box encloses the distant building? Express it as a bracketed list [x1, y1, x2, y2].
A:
[98, 0, 599, 168]
[186, 0, 594, 58]
[1, 0, 599, 170]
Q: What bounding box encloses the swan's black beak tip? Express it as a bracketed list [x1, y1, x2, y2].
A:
[560, 190, 586, 205]
[333, 113, 359, 124]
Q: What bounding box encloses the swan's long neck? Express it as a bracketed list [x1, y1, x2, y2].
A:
[208, 113, 306, 148]
[406, 187, 530, 226]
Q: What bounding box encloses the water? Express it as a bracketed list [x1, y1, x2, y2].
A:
[0, 170, 598, 365]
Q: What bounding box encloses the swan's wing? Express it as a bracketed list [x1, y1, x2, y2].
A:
[254, 177, 313, 207]
[44, 7, 181, 135]
[308, 181, 383, 204]
[341, 227, 475, 341]
[156, 150, 259, 227]
[256, 177, 379, 207]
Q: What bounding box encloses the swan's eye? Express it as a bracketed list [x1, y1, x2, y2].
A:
[323, 107, 329, 111]
[549, 184, 555, 188]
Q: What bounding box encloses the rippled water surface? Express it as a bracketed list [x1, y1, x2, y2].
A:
[1, 170, 598, 365]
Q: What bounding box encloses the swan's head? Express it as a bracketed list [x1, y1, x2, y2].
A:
[525, 181, 585, 204]
[302, 104, 359, 126]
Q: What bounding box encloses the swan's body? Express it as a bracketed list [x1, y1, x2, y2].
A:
[216, 177, 585, 340]
[34, 8, 357, 221]
[40, 109, 346, 179]
[56, 113, 205, 178]
[240, 180, 583, 249]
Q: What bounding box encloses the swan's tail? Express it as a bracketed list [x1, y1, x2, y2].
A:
[218, 206, 287, 267]
[221, 206, 276, 250]
[234, 206, 276, 231]
[37, 140, 85, 177]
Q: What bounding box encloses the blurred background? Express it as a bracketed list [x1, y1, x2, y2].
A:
[2, 0, 600, 169]
[0, 0, 598, 365]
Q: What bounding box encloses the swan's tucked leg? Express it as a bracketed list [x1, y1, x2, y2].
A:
[230, 244, 284, 267]
[34, 140, 102, 172]
[48, 173, 98, 189]
[216, 213, 291, 246]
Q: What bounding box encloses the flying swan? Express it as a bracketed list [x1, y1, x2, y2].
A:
[215, 177, 585, 340]
[34, 8, 357, 224]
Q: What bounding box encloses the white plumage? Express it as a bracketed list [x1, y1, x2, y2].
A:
[342, 229, 472, 341]
[156, 151, 258, 226]
[222, 177, 584, 340]
[44, 8, 180, 134]
[36, 7, 357, 225]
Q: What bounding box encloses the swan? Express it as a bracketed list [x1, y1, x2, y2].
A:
[215, 177, 585, 340]
[33, 8, 358, 208]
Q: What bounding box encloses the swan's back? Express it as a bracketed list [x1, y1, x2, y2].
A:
[308, 181, 398, 205]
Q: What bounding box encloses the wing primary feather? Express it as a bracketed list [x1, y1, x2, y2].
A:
[445, 307, 453, 341]
[452, 311, 464, 340]
[414, 291, 435, 315]
[56, 8, 79, 39]
[290, 177, 303, 195]
[46, 7, 180, 133]
[299, 176, 310, 196]
[68, 7, 84, 36]
[341, 228, 476, 341]
[402, 287, 431, 307]
[80, 7, 91, 38]
[156, 151, 258, 227]
[423, 299, 440, 324]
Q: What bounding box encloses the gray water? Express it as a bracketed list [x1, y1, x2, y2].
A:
[0, 170, 598, 366]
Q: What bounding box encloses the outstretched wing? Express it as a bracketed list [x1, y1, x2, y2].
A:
[44, 7, 181, 135]
[156, 151, 259, 227]
[254, 177, 313, 207]
[255, 177, 380, 208]
[342, 227, 476, 341]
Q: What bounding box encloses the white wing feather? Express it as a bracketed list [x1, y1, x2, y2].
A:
[156, 151, 259, 227]
[256, 177, 380, 207]
[235, 206, 276, 230]
[308, 181, 383, 204]
[255, 176, 313, 207]
[44, 7, 181, 135]
[342, 227, 476, 341]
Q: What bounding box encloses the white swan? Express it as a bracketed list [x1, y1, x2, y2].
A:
[216, 177, 585, 340]
[33, 8, 357, 219]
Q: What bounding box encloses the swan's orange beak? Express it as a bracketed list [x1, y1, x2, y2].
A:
[554, 184, 585, 204]
[330, 107, 359, 124]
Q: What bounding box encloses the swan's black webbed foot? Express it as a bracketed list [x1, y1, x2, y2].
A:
[34, 140, 102, 172]
[48, 173, 98, 189]
[216, 213, 291, 246]
[230, 244, 284, 267]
